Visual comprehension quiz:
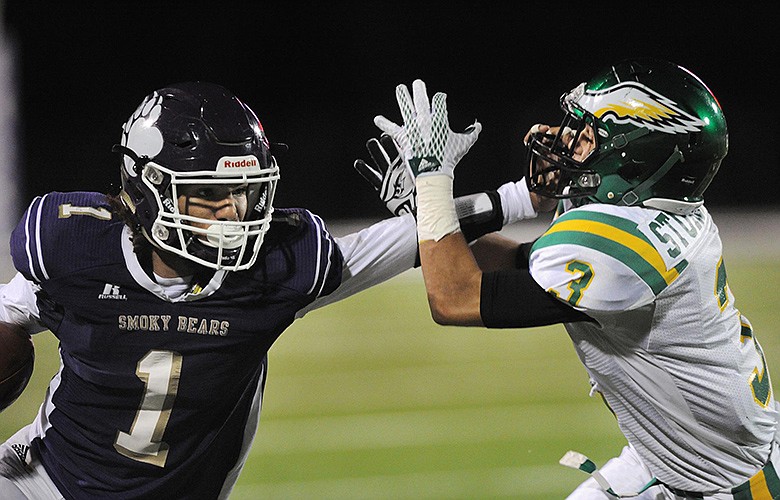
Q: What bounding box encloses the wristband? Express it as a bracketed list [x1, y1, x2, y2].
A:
[416, 175, 459, 242]
[455, 191, 503, 242]
[497, 178, 537, 225]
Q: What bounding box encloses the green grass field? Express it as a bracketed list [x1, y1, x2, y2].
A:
[2, 253, 779, 498]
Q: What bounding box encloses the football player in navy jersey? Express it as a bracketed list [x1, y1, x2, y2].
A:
[375, 62, 780, 498]
[0, 81, 544, 499]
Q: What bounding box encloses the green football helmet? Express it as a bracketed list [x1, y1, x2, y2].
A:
[526, 58, 728, 215]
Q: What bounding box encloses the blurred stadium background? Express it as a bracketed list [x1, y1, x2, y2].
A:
[1, 2, 779, 498]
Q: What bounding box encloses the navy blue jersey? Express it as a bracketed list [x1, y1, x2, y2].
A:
[10, 192, 343, 499]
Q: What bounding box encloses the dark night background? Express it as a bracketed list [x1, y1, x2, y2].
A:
[2, 2, 778, 221]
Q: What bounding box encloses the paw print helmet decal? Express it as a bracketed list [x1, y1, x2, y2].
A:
[115, 82, 280, 271]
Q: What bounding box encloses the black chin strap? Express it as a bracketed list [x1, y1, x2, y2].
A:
[112, 144, 151, 169]
[618, 146, 684, 206]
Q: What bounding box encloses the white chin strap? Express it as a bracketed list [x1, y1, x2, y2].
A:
[201, 224, 244, 249]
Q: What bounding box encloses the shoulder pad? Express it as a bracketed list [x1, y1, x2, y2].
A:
[10, 192, 120, 283]
[254, 208, 343, 299]
[530, 205, 688, 311]
[261, 208, 309, 247]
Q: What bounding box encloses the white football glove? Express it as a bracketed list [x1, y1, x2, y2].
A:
[374, 79, 481, 178]
[353, 133, 416, 216]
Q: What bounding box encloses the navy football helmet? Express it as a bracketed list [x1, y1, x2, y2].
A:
[115, 82, 280, 270]
[526, 59, 728, 215]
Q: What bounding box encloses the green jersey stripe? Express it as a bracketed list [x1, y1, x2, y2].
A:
[533, 230, 668, 294]
[554, 210, 653, 245]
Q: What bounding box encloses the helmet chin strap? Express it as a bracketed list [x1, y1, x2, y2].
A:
[112, 144, 151, 169]
[618, 146, 684, 206]
[598, 127, 649, 154]
[201, 224, 244, 249]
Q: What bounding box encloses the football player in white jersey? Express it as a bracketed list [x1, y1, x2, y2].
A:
[374, 60, 779, 498]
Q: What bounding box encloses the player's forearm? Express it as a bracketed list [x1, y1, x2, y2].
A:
[419, 233, 483, 326]
[416, 176, 484, 326]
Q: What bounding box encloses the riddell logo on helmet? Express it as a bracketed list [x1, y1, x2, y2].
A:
[224, 159, 257, 168]
[217, 155, 262, 172]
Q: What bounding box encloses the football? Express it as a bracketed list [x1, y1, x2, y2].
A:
[0, 321, 35, 412]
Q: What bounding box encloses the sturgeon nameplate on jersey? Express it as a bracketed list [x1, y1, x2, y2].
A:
[637, 209, 708, 270]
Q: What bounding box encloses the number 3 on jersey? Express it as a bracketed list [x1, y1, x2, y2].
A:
[716, 258, 773, 408]
[563, 260, 594, 307]
[114, 350, 182, 467]
[739, 317, 772, 408]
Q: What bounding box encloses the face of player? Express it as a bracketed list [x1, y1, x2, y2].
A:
[526, 120, 601, 200]
[177, 183, 249, 230]
[569, 124, 596, 163]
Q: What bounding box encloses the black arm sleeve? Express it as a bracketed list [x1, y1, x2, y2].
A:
[480, 268, 593, 328]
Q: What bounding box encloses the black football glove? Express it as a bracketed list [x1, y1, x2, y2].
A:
[353, 133, 416, 217]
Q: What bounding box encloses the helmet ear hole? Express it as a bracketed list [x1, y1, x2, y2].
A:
[618, 162, 644, 181]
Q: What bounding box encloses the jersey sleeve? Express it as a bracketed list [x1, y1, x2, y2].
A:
[265, 208, 345, 305]
[0, 272, 46, 333]
[295, 213, 418, 317]
[10, 192, 115, 284]
[298, 209, 344, 301]
[528, 207, 686, 313]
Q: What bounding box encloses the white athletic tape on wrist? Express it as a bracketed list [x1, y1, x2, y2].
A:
[497, 178, 537, 225]
[416, 175, 459, 242]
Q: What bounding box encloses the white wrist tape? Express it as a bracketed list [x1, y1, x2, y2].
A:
[416, 175, 460, 242]
[497, 178, 537, 225]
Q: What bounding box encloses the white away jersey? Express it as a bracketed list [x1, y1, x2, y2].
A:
[529, 204, 777, 490]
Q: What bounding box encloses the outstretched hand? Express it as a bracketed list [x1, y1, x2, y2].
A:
[374, 80, 481, 179]
[353, 134, 416, 216]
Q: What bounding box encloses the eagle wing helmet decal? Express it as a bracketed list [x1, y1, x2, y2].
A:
[576, 81, 706, 134]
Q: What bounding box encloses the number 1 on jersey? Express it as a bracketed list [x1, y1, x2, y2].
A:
[114, 350, 182, 467]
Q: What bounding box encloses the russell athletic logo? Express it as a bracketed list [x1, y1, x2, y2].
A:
[99, 283, 128, 300]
